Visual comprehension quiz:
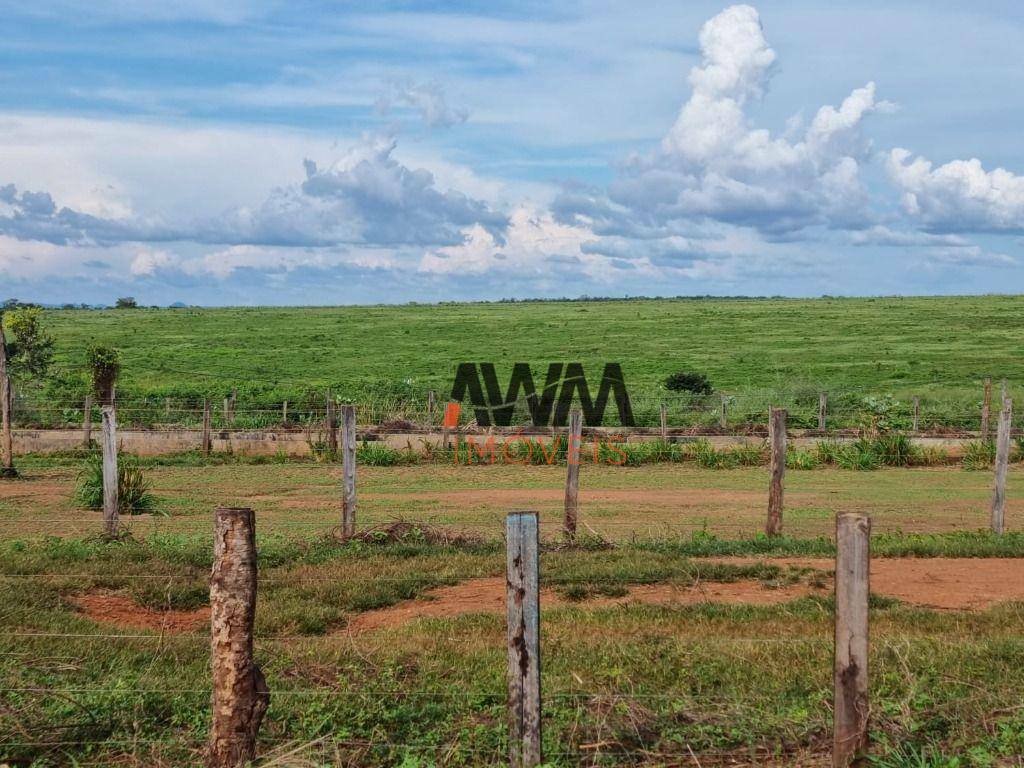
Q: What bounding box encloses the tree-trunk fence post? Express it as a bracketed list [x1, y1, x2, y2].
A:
[659, 402, 668, 441]
[563, 409, 582, 540]
[912, 396, 920, 433]
[766, 407, 786, 537]
[991, 393, 1012, 535]
[818, 392, 827, 432]
[281, 400, 288, 425]
[0, 318, 13, 478]
[427, 389, 436, 425]
[834, 512, 870, 767]
[223, 397, 231, 427]
[981, 378, 992, 440]
[325, 394, 338, 455]
[165, 396, 172, 418]
[506, 510, 542, 768]
[720, 394, 728, 431]
[341, 404, 357, 538]
[202, 398, 212, 457]
[207, 506, 269, 768]
[101, 405, 119, 538]
[82, 395, 93, 448]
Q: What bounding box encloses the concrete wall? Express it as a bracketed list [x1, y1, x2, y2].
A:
[12, 428, 972, 457]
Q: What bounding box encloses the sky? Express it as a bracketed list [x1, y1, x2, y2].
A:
[1, 1, 1023, 306]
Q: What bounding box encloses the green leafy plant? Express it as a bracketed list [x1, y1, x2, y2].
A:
[962, 440, 996, 471]
[73, 454, 157, 514]
[86, 345, 120, 404]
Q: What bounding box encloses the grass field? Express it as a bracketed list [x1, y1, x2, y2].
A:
[2, 458, 1024, 765]
[27, 296, 1024, 423]
[6, 296, 1024, 766]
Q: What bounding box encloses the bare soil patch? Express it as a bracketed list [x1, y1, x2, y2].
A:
[72, 592, 210, 633]
[344, 576, 813, 633]
[709, 556, 1024, 610]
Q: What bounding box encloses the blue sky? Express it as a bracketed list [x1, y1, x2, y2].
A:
[1, 1, 1023, 305]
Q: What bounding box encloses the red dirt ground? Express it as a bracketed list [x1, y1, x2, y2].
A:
[343, 557, 1024, 632]
[72, 592, 210, 633]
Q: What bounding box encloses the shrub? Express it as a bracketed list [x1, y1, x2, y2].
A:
[786, 448, 820, 470]
[814, 440, 843, 465]
[837, 440, 881, 471]
[962, 440, 995, 471]
[73, 454, 157, 514]
[873, 433, 921, 467]
[664, 371, 713, 395]
[356, 441, 412, 466]
[86, 345, 120, 404]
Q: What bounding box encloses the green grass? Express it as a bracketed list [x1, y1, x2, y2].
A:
[1, 533, 1023, 766]
[17, 295, 1024, 428]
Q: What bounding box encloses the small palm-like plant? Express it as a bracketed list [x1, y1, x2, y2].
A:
[74, 454, 157, 514]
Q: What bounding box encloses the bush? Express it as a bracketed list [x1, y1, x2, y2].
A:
[962, 440, 995, 471]
[73, 454, 157, 514]
[664, 371, 713, 395]
[873, 433, 921, 467]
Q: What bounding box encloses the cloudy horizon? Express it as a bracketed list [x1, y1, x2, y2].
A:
[2, 2, 1023, 306]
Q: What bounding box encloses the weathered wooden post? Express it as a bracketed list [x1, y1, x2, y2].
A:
[165, 396, 172, 418]
[818, 392, 828, 432]
[208, 507, 269, 768]
[101, 405, 119, 537]
[281, 400, 288, 425]
[202, 398, 212, 457]
[427, 390, 436, 425]
[912, 396, 920, 433]
[0, 317, 14, 478]
[834, 512, 870, 767]
[325, 394, 338, 456]
[660, 402, 668, 441]
[341, 404, 357, 538]
[720, 394, 728, 430]
[223, 397, 231, 426]
[766, 408, 786, 537]
[564, 409, 582, 540]
[82, 395, 93, 448]
[981, 378, 993, 440]
[506, 511, 542, 768]
[991, 393, 1012, 534]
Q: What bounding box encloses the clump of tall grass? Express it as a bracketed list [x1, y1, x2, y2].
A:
[73, 454, 157, 514]
[962, 440, 996, 471]
[689, 439, 765, 468]
[356, 441, 417, 466]
[785, 448, 820, 470]
[872, 433, 921, 467]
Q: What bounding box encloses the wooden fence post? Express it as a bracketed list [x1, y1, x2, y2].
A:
[101, 405, 119, 538]
[281, 400, 288, 425]
[202, 398, 212, 457]
[165, 396, 172, 418]
[506, 511, 542, 768]
[991, 394, 1012, 534]
[208, 507, 269, 768]
[0, 318, 13, 478]
[223, 397, 231, 426]
[325, 394, 338, 455]
[564, 409, 582, 540]
[82, 395, 93, 448]
[912, 396, 920, 433]
[720, 394, 728, 431]
[818, 392, 828, 432]
[834, 512, 870, 767]
[341, 404, 357, 538]
[981, 378, 992, 440]
[427, 390, 436, 424]
[660, 402, 668, 441]
[766, 408, 786, 537]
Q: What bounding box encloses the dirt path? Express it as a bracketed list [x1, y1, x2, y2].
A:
[344, 577, 813, 632]
[343, 557, 1024, 632]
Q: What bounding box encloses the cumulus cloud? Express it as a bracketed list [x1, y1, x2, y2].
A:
[554, 3, 897, 267]
[130, 248, 179, 276]
[887, 149, 1024, 233]
[0, 134, 508, 251]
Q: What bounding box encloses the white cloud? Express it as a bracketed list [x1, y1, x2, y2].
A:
[887, 148, 1024, 233]
[377, 81, 468, 128]
[557, 5, 892, 246]
[130, 249, 178, 276]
